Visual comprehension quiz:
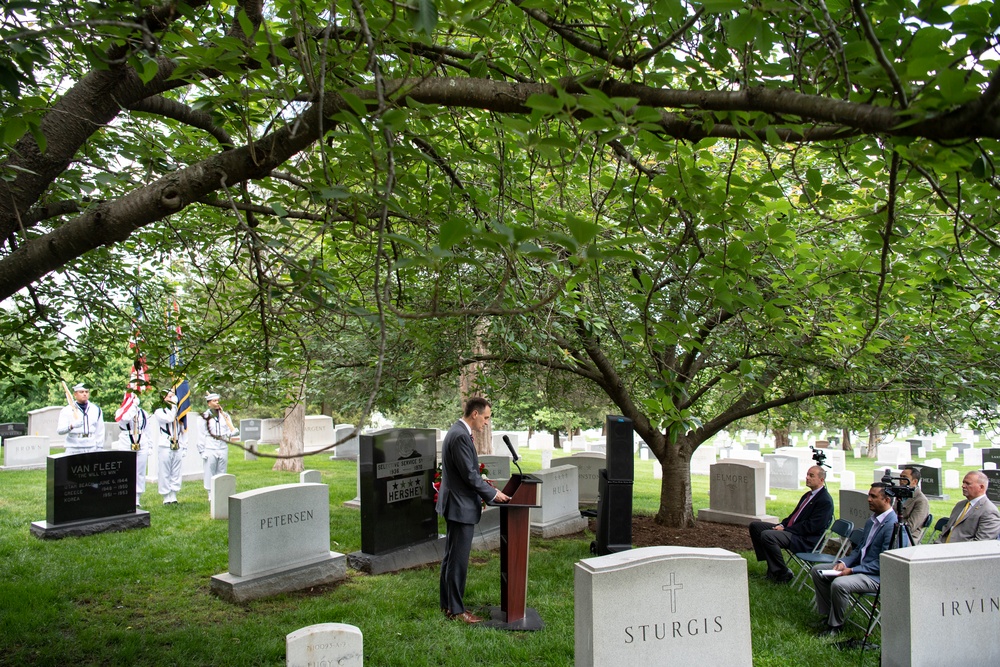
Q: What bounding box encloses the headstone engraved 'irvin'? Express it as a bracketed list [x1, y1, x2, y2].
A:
[30, 451, 150, 539]
[575, 546, 752, 667]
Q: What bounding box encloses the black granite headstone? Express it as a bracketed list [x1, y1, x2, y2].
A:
[983, 469, 1000, 504]
[47, 451, 137, 523]
[981, 448, 1000, 470]
[0, 423, 28, 441]
[906, 439, 923, 457]
[905, 463, 942, 498]
[359, 429, 438, 555]
[240, 419, 262, 442]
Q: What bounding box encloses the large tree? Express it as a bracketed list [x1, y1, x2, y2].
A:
[4, 0, 1000, 524]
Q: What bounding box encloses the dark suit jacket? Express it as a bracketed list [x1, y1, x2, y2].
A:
[780, 486, 834, 552]
[842, 510, 903, 582]
[938, 496, 1000, 543]
[435, 420, 497, 525]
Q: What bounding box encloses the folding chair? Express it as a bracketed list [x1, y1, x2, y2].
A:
[786, 518, 854, 592]
[915, 513, 932, 543]
[846, 588, 881, 635]
[923, 516, 947, 544]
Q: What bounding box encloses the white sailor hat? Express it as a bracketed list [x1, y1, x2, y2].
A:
[205, 392, 221, 401]
[72, 383, 89, 391]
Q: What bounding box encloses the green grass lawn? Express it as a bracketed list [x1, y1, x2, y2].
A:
[0, 437, 984, 666]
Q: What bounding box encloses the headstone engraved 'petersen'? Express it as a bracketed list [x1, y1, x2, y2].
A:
[575, 546, 752, 667]
[30, 451, 150, 539]
[210, 482, 345, 602]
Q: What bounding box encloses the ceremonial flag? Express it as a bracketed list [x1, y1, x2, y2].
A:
[168, 301, 191, 432]
[114, 304, 151, 422]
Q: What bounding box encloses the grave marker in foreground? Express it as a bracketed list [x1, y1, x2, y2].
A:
[286, 623, 363, 667]
[210, 483, 345, 602]
[575, 546, 752, 667]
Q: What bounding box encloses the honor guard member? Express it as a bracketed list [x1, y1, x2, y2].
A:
[117, 401, 153, 507]
[56, 383, 105, 454]
[154, 390, 187, 505]
[197, 392, 239, 499]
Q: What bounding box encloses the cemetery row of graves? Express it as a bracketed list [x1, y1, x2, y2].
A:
[1, 419, 999, 665]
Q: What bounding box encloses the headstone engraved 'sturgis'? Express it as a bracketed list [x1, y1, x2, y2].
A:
[575, 546, 752, 667]
[30, 451, 150, 539]
[697, 461, 778, 526]
[210, 483, 345, 602]
[347, 428, 444, 574]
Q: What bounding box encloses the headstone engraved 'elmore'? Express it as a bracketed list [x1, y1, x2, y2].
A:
[575, 546, 752, 667]
[30, 451, 150, 539]
[881, 541, 1000, 667]
[697, 461, 778, 526]
[347, 428, 444, 574]
[210, 482, 345, 602]
[286, 623, 363, 667]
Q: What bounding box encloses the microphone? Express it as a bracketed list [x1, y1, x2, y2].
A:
[503, 435, 523, 476]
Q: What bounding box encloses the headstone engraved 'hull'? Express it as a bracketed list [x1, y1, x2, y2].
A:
[575, 546, 752, 667]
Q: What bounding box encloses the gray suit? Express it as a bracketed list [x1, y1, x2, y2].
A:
[437, 420, 497, 614]
[938, 495, 1000, 543]
[898, 487, 929, 543]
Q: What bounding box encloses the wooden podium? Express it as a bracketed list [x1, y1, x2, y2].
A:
[483, 473, 544, 631]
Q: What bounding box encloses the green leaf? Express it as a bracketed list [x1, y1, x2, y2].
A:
[439, 218, 468, 249]
[524, 93, 564, 115]
[410, 0, 439, 37]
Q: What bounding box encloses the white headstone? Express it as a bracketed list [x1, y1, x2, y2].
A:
[944, 469, 960, 489]
[945, 447, 958, 463]
[27, 406, 62, 445]
[211, 473, 236, 520]
[286, 622, 363, 667]
[877, 444, 907, 466]
[574, 546, 752, 667]
[228, 483, 333, 577]
[839, 489, 870, 527]
[303, 416, 335, 453]
[823, 449, 846, 474]
[881, 541, 1000, 667]
[839, 470, 856, 491]
[763, 454, 802, 490]
[529, 465, 587, 537]
[300, 470, 321, 484]
[244, 439, 258, 461]
[541, 448, 552, 469]
[728, 450, 762, 463]
[653, 461, 662, 480]
[1, 435, 48, 470]
[690, 446, 716, 476]
[478, 455, 512, 486]
[561, 453, 606, 504]
[963, 448, 983, 467]
[697, 461, 778, 525]
[332, 424, 360, 459]
[259, 418, 284, 445]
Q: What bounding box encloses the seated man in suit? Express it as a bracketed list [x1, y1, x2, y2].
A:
[937, 471, 1000, 543]
[897, 466, 930, 543]
[810, 483, 905, 636]
[749, 465, 834, 583]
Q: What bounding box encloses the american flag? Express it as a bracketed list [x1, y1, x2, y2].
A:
[114, 307, 151, 421]
[168, 300, 191, 431]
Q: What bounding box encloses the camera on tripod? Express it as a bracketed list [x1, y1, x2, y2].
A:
[810, 446, 828, 468]
[880, 468, 914, 500]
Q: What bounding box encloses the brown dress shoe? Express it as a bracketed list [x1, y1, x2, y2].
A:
[447, 610, 483, 624]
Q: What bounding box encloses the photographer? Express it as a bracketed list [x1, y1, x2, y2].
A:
[897, 466, 930, 543]
[749, 464, 833, 584]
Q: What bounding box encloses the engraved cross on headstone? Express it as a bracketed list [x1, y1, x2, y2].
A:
[661, 572, 684, 613]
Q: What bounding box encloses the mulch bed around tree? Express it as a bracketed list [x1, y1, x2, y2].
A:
[588, 516, 753, 553]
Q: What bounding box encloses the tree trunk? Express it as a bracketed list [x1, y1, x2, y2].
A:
[656, 438, 696, 527]
[552, 430, 560, 449]
[866, 424, 880, 458]
[273, 401, 305, 472]
[774, 428, 790, 448]
[459, 318, 492, 455]
[841, 428, 853, 452]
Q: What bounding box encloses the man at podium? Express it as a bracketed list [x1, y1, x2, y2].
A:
[437, 398, 510, 624]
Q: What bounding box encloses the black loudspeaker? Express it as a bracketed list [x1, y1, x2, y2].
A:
[606, 415, 634, 482]
[592, 469, 633, 556]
